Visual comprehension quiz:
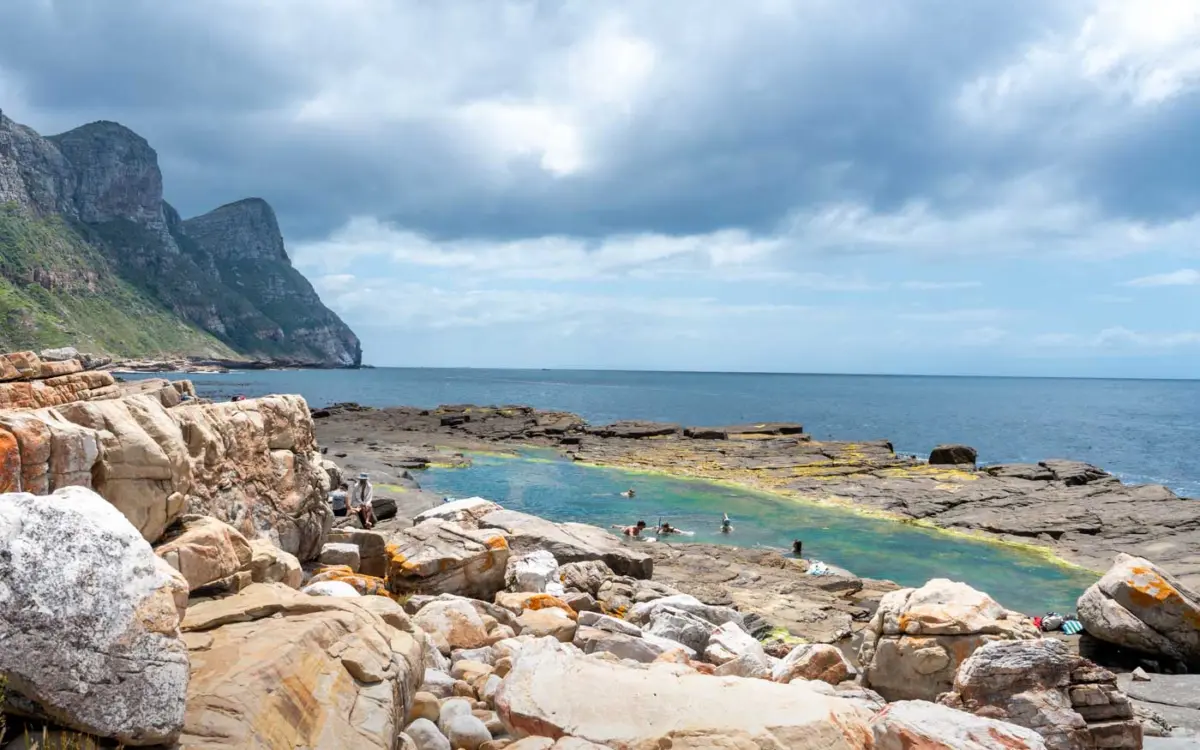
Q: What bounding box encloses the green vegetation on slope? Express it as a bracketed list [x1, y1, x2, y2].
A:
[0, 203, 236, 357]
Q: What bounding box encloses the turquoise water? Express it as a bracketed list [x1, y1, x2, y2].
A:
[420, 452, 1098, 615]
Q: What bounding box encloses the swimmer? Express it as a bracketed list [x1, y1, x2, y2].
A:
[611, 520, 647, 537]
[792, 539, 804, 557]
[720, 513, 733, 533]
[619, 488, 636, 498]
[657, 520, 690, 535]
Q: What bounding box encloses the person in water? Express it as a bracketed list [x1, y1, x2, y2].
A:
[658, 521, 677, 535]
[792, 539, 804, 557]
[720, 513, 733, 533]
[612, 520, 647, 537]
[620, 488, 636, 498]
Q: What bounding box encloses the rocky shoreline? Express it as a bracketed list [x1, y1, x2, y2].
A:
[311, 403, 1200, 589]
[2, 365, 1199, 747]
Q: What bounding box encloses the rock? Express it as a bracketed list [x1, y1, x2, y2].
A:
[247, 538, 302, 588]
[473, 709, 504, 735]
[302, 580, 361, 597]
[494, 591, 576, 618]
[438, 697, 474, 731]
[154, 514, 254, 591]
[407, 593, 522, 632]
[871, 700, 1050, 749]
[713, 652, 772, 678]
[628, 593, 745, 630]
[494, 638, 874, 745]
[409, 691, 441, 724]
[505, 549, 559, 593]
[703, 621, 769, 668]
[407, 718, 452, 750]
[859, 578, 1038, 701]
[1133, 667, 1151, 681]
[451, 660, 495, 683]
[517, 607, 578, 642]
[578, 610, 642, 637]
[319, 541, 362, 571]
[444, 714, 492, 750]
[506, 739, 554, 750]
[1077, 554, 1200, 669]
[414, 497, 504, 528]
[372, 494, 398, 520]
[929, 444, 978, 466]
[39, 346, 81, 362]
[328, 527, 389, 577]
[177, 583, 422, 748]
[562, 591, 599, 612]
[421, 669, 458, 698]
[586, 420, 681, 439]
[386, 520, 510, 599]
[572, 626, 667, 663]
[452, 646, 498, 665]
[478, 509, 652, 579]
[772, 644, 854, 685]
[643, 606, 716, 653]
[0, 486, 189, 746]
[558, 559, 616, 596]
[414, 598, 492, 651]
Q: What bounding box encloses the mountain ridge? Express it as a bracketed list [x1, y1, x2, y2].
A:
[0, 110, 360, 366]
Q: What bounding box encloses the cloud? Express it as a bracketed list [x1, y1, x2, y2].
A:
[1123, 269, 1200, 287]
[1033, 327, 1200, 349]
[900, 281, 983, 290]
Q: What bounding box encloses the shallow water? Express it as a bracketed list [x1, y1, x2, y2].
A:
[419, 452, 1098, 615]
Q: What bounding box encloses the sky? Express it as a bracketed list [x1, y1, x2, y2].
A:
[1, 1, 1198, 377]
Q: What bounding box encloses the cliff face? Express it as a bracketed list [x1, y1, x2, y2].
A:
[0, 111, 360, 366]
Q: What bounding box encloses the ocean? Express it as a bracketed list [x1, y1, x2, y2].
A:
[150, 367, 1200, 498]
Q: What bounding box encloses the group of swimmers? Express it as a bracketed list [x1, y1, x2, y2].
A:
[610, 512, 735, 538]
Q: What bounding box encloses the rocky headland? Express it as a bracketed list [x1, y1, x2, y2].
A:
[311, 403, 1200, 590]
[0, 111, 360, 366]
[1, 369, 1198, 747]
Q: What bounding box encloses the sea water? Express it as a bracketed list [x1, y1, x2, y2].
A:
[419, 451, 1098, 615]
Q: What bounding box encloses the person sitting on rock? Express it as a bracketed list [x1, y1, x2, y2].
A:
[612, 520, 647, 537]
[349, 472, 376, 529]
[329, 481, 349, 518]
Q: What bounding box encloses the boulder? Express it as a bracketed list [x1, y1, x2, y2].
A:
[406, 719, 451, 750]
[39, 346, 81, 362]
[176, 583, 425, 749]
[871, 701, 1050, 749]
[414, 598, 492, 651]
[1077, 554, 1200, 669]
[0, 486, 189, 746]
[517, 607, 577, 642]
[494, 639, 875, 745]
[479, 509, 652, 579]
[328, 527, 389, 577]
[302, 580, 361, 597]
[386, 520, 510, 599]
[505, 549, 559, 593]
[713, 653, 773, 679]
[643, 607, 716, 653]
[628, 593, 745, 631]
[557, 560, 615, 596]
[155, 514, 254, 591]
[572, 626, 667, 663]
[772, 644, 854, 685]
[247, 539, 302, 589]
[859, 578, 1038, 701]
[319, 541, 362, 571]
[577, 610, 642, 637]
[494, 591, 576, 618]
[414, 497, 504, 529]
[703, 621, 769, 668]
[929, 444, 978, 466]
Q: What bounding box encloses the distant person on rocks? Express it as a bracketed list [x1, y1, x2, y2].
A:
[329, 481, 349, 518]
[612, 520, 647, 537]
[350, 472, 376, 529]
[720, 514, 733, 533]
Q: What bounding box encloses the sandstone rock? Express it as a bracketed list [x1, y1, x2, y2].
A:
[495, 591, 576, 618]
[563, 591, 599, 612]
[177, 583, 423, 748]
[703, 621, 769, 667]
[414, 598, 492, 651]
[644, 606, 715, 653]
[328, 527, 389, 577]
[505, 549, 559, 593]
[479, 509, 652, 579]
[713, 652, 772, 679]
[452, 646, 498, 665]
[859, 578, 1038, 701]
[39, 346, 80, 362]
[319, 541, 362, 571]
[155, 514, 253, 591]
[558, 559, 616, 596]
[407, 718, 451, 750]
[387, 520, 510, 599]
[506, 739, 554, 750]
[628, 593, 745, 630]
[572, 626, 666, 663]
[451, 660, 495, 683]
[409, 691, 441, 723]
[772, 644, 854, 685]
[0, 486, 189, 745]
[444, 714, 492, 750]
[929, 444, 978, 466]
[246, 538, 302, 588]
[302, 580, 361, 597]
[494, 639, 875, 745]
[577, 610, 642, 637]
[407, 593, 522, 632]
[871, 700, 1049, 749]
[421, 669, 458, 698]
[414, 497, 504, 528]
[518, 607, 578, 642]
[1077, 554, 1200, 669]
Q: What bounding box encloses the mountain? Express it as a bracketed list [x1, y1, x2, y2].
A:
[0, 111, 360, 366]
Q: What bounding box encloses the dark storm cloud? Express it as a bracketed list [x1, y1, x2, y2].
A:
[0, 0, 1196, 246]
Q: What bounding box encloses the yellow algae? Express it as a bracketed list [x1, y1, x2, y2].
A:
[375, 483, 408, 493]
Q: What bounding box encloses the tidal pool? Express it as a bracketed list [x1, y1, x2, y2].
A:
[419, 452, 1098, 615]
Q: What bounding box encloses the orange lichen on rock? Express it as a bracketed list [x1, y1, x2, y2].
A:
[310, 566, 391, 597]
[0, 427, 20, 493]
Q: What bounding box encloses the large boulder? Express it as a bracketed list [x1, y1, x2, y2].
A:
[414, 497, 504, 529]
[478, 509, 652, 579]
[494, 639, 875, 746]
[859, 578, 1038, 701]
[929, 444, 978, 466]
[155, 514, 254, 591]
[505, 549, 560, 593]
[413, 598, 493, 652]
[0, 486, 189, 746]
[871, 701, 1049, 749]
[772, 644, 854, 685]
[247, 539, 302, 589]
[1077, 554, 1200, 669]
[942, 639, 1141, 750]
[386, 520, 510, 599]
[628, 593, 746, 631]
[176, 583, 425, 749]
[328, 527, 389, 577]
